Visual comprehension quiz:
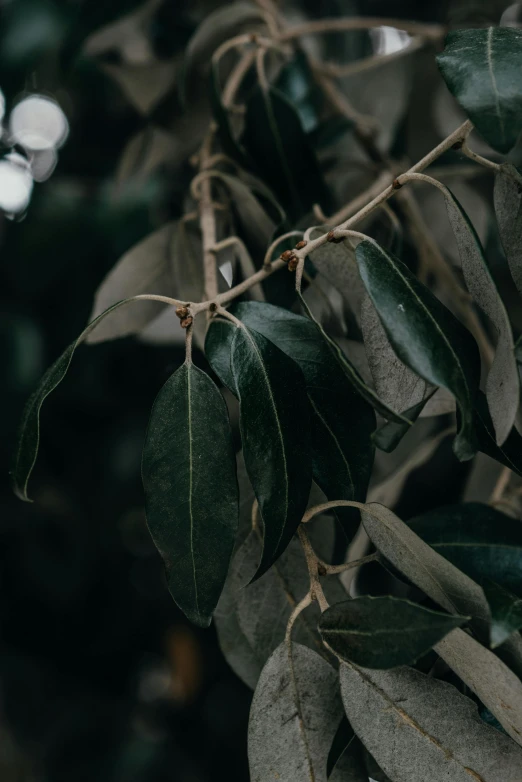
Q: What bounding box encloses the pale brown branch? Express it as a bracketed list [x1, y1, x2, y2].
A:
[185, 322, 194, 363]
[460, 141, 502, 173]
[285, 592, 313, 644]
[279, 17, 445, 43]
[489, 465, 513, 504]
[318, 552, 378, 576]
[298, 527, 329, 612]
[310, 35, 425, 80]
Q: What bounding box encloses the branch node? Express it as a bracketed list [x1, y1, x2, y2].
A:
[176, 306, 190, 320]
[295, 240, 307, 250]
[392, 177, 404, 190]
[180, 316, 193, 329]
[280, 249, 294, 262]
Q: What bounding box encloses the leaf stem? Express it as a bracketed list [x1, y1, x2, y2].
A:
[278, 17, 446, 42]
[297, 527, 329, 612]
[185, 322, 194, 364]
[460, 141, 502, 172]
[285, 592, 313, 644]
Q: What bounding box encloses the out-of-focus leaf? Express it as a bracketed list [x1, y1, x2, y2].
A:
[142, 361, 238, 627]
[372, 395, 436, 453]
[408, 502, 522, 598]
[275, 50, 322, 134]
[214, 172, 276, 251]
[494, 163, 522, 297]
[356, 239, 481, 460]
[116, 126, 179, 185]
[319, 596, 466, 669]
[483, 579, 522, 649]
[308, 235, 366, 324]
[437, 27, 522, 154]
[470, 391, 522, 476]
[231, 325, 312, 576]
[340, 663, 522, 782]
[248, 643, 343, 782]
[101, 60, 177, 115]
[242, 84, 331, 221]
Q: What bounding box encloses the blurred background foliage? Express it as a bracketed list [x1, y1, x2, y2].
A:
[0, 0, 519, 779]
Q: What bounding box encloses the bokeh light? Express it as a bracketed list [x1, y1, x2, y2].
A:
[9, 94, 68, 151]
[0, 152, 33, 216]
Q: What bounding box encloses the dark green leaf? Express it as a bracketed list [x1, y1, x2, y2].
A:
[242, 84, 331, 221]
[355, 239, 481, 460]
[437, 27, 522, 154]
[205, 317, 237, 393]
[408, 502, 522, 598]
[327, 716, 354, 779]
[228, 302, 375, 539]
[494, 163, 522, 297]
[275, 50, 322, 134]
[471, 391, 522, 476]
[142, 361, 238, 627]
[484, 579, 522, 649]
[340, 663, 522, 782]
[231, 325, 311, 575]
[320, 596, 466, 669]
[210, 56, 253, 170]
[248, 643, 343, 782]
[215, 172, 278, 252]
[372, 394, 436, 453]
[12, 298, 155, 502]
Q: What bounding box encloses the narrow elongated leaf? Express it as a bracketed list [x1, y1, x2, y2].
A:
[12, 298, 156, 502]
[142, 362, 238, 627]
[275, 50, 322, 134]
[205, 317, 237, 393]
[483, 580, 522, 649]
[248, 643, 343, 782]
[408, 502, 522, 598]
[231, 325, 311, 574]
[472, 391, 522, 476]
[494, 163, 522, 296]
[242, 84, 331, 221]
[356, 239, 481, 460]
[361, 502, 522, 740]
[226, 302, 375, 539]
[308, 236, 367, 323]
[441, 184, 519, 444]
[327, 716, 354, 778]
[214, 172, 278, 252]
[340, 662, 522, 782]
[437, 27, 522, 154]
[319, 596, 466, 669]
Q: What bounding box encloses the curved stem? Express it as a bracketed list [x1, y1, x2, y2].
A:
[285, 592, 313, 644]
[460, 141, 502, 173]
[279, 17, 445, 42]
[302, 500, 366, 525]
[319, 552, 378, 576]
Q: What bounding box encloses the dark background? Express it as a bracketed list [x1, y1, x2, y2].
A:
[0, 1, 514, 780]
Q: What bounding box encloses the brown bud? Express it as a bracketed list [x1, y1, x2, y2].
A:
[176, 306, 189, 320]
[280, 249, 294, 262]
[209, 302, 217, 313]
[295, 240, 307, 250]
[288, 257, 299, 272]
[392, 178, 403, 190]
[180, 316, 193, 329]
[317, 563, 327, 577]
[326, 230, 343, 244]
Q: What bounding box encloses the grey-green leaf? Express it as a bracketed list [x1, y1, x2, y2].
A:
[248, 643, 343, 782]
[319, 596, 467, 669]
[142, 362, 238, 627]
[437, 27, 522, 154]
[231, 325, 312, 575]
[483, 579, 522, 649]
[355, 239, 480, 460]
[340, 663, 522, 782]
[494, 163, 522, 297]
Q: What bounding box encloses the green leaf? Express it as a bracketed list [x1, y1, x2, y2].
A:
[248, 643, 343, 782]
[227, 302, 376, 539]
[12, 298, 157, 502]
[205, 317, 237, 393]
[471, 391, 522, 476]
[483, 579, 522, 649]
[320, 596, 467, 669]
[275, 49, 322, 134]
[439, 182, 519, 444]
[494, 163, 522, 297]
[327, 716, 353, 779]
[213, 171, 279, 252]
[340, 663, 522, 782]
[437, 26, 522, 154]
[210, 56, 253, 170]
[242, 84, 331, 221]
[142, 361, 238, 628]
[372, 395, 435, 453]
[231, 324, 312, 575]
[408, 502, 522, 598]
[355, 239, 481, 461]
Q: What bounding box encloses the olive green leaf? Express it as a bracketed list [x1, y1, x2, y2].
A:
[327, 717, 366, 781]
[483, 579, 522, 649]
[340, 663, 522, 782]
[437, 27, 522, 154]
[248, 643, 343, 782]
[319, 596, 467, 669]
[205, 317, 237, 393]
[12, 298, 162, 502]
[494, 163, 522, 296]
[231, 325, 312, 576]
[355, 239, 481, 461]
[142, 361, 238, 628]
[275, 49, 322, 134]
[470, 391, 522, 476]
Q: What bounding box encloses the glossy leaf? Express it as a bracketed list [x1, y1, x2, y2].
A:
[248, 643, 343, 782]
[483, 579, 522, 649]
[12, 298, 155, 502]
[408, 502, 522, 598]
[319, 596, 467, 669]
[355, 239, 481, 460]
[340, 663, 522, 782]
[441, 183, 519, 444]
[142, 362, 238, 627]
[437, 27, 522, 154]
[494, 163, 522, 297]
[231, 325, 312, 575]
[242, 84, 331, 221]
[227, 302, 375, 539]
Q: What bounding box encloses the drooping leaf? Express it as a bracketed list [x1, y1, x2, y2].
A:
[12, 298, 158, 502]
[308, 235, 366, 324]
[231, 325, 312, 575]
[483, 579, 522, 649]
[275, 49, 322, 134]
[340, 662, 522, 782]
[437, 26, 522, 154]
[242, 84, 331, 221]
[116, 126, 179, 185]
[494, 163, 522, 297]
[101, 60, 177, 116]
[327, 718, 366, 781]
[213, 172, 277, 252]
[327, 716, 353, 779]
[248, 643, 343, 782]
[372, 395, 435, 453]
[471, 390, 522, 476]
[319, 596, 467, 669]
[142, 361, 238, 627]
[439, 182, 519, 444]
[225, 302, 375, 539]
[408, 502, 522, 598]
[355, 238, 481, 460]
[205, 317, 237, 393]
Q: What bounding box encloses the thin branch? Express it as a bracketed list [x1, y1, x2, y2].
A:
[279, 17, 446, 42]
[285, 592, 313, 644]
[489, 465, 513, 504]
[185, 322, 194, 363]
[211, 236, 265, 301]
[318, 552, 378, 576]
[460, 141, 502, 173]
[310, 35, 425, 80]
[298, 527, 329, 612]
[263, 231, 303, 268]
[302, 500, 365, 525]
[316, 170, 394, 225]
